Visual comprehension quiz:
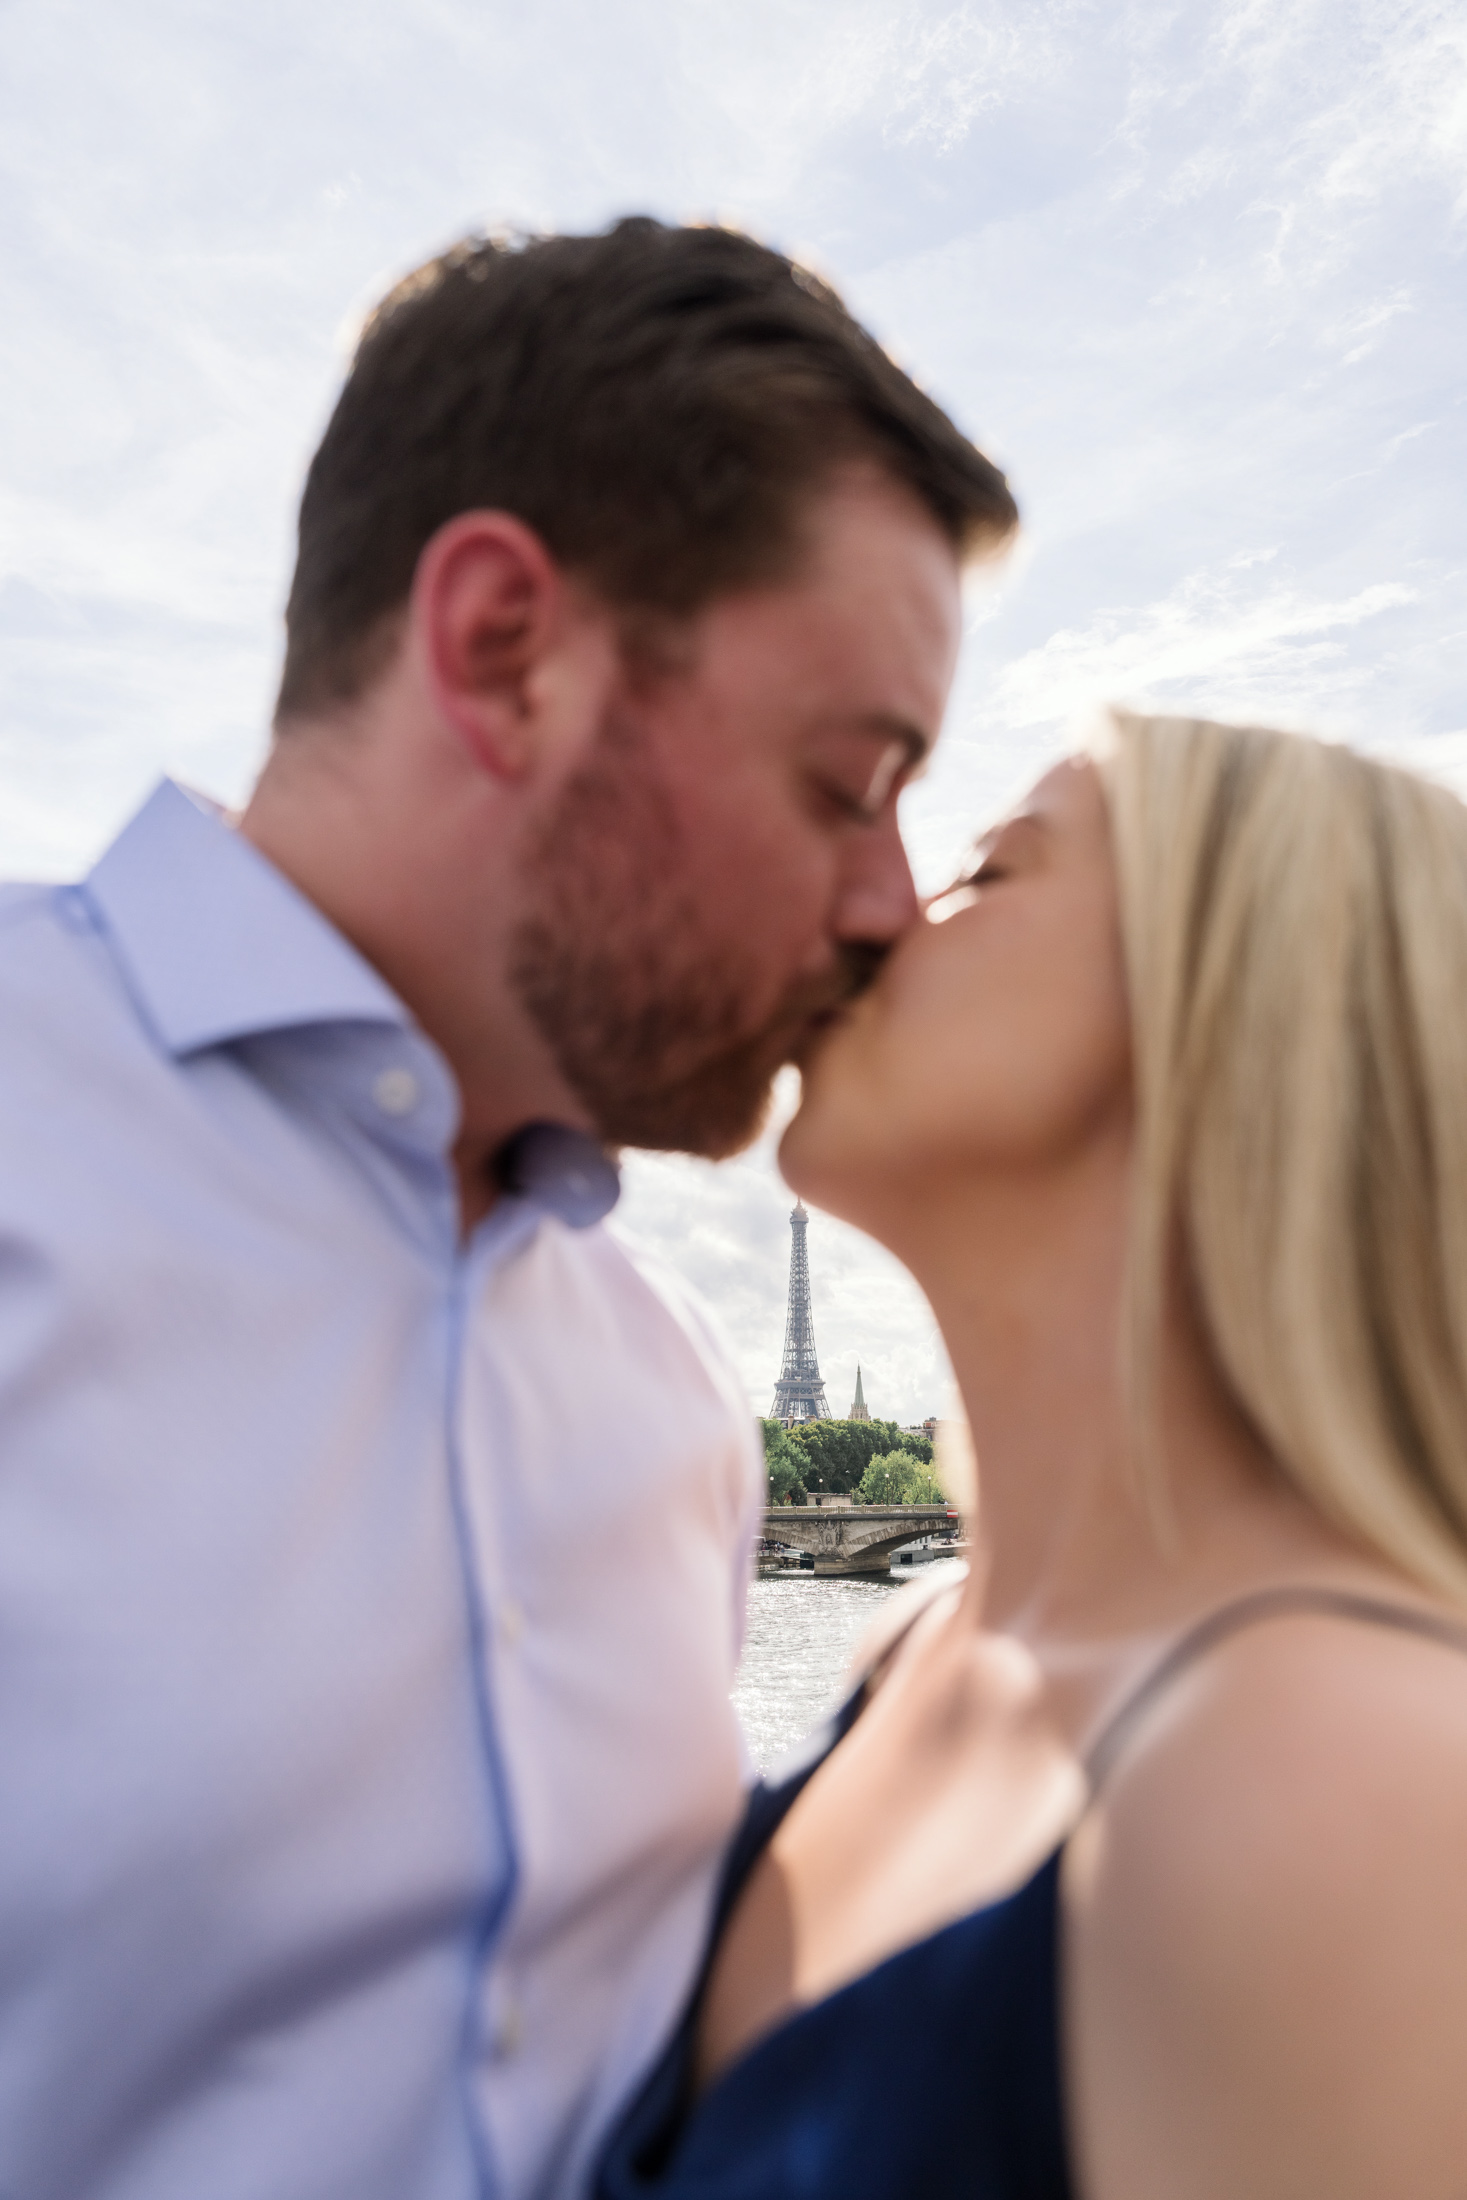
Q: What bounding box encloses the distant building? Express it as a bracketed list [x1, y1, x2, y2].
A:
[848, 1364, 871, 1421]
[770, 1202, 830, 1425]
[902, 1417, 939, 1445]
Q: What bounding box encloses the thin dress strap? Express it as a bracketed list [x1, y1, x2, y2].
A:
[853, 1569, 967, 1696]
[1083, 1584, 1467, 1795]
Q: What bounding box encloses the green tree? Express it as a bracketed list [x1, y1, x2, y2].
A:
[789, 1417, 876, 1494]
[866, 1417, 934, 1466]
[780, 1415, 936, 1495]
[895, 1429, 935, 1464]
[766, 1450, 807, 1505]
[856, 1449, 945, 1506]
[760, 1418, 807, 1505]
[787, 1419, 851, 1494]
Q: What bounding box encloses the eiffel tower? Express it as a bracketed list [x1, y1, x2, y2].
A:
[770, 1200, 830, 1425]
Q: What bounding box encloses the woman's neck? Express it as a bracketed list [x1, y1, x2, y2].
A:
[886, 1139, 1354, 1726]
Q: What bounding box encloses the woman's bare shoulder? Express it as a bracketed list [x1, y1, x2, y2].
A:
[1065, 1606, 1467, 2200]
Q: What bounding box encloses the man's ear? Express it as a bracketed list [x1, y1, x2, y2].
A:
[411, 511, 566, 780]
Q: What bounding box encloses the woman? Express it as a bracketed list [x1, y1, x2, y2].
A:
[598, 710, 1467, 2200]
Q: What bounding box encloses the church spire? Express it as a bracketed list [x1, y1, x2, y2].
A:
[848, 1363, 870, 1421]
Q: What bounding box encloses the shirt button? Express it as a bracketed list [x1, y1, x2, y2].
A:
[493, 2003, 523, 2059]
[372, 1066, 420, 1117]
[499, 1600, 524, 1647]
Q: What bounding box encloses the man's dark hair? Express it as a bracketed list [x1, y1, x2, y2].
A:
[276, 217, 1018, 721]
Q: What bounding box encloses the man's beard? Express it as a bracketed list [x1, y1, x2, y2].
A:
[508, 707, 877, 1158]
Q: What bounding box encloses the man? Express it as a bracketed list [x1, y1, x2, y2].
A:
[0, 219, 1015, 2199]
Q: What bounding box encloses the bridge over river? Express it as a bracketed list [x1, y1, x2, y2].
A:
[762, 1504, 958, 1577]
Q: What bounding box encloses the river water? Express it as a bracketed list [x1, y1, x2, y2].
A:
[732, 1574, 901, 1772]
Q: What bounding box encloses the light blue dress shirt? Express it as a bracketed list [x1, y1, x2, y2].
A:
[0, 782, 759, 2200]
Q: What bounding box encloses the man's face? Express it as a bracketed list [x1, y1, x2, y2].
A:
[509, 468, 965, 1156]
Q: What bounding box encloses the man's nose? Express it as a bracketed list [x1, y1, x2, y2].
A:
[831, 811, 921, 946]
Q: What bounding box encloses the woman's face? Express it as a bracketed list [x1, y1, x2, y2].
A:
[780, 755, 1132, 1231]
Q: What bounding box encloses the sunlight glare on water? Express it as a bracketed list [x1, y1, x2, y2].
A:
[732, 1575, 901, 1774]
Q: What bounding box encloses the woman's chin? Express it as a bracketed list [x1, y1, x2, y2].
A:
[775, 1105, 817, 1199]
[777, 1093, 868, 1222]
[780, 1018, 896, 1219]
[776, 1096, 834, 1206]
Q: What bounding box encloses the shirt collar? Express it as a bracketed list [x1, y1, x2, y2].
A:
[84, 779, 620, 1228]
[84, 779, 407, 1056]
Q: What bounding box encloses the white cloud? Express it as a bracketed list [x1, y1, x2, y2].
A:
[613, 1078, 950, 1425]
[668, 0, 1077, 185]
[980, 563, 1417, 737]
[2, 0, 1465, 1415]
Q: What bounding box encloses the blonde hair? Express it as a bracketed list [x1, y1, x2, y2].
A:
[1095, 709, 1467, 1606]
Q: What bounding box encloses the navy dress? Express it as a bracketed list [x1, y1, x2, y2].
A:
[596, 1584, 1467, 2200]
[596, 1690, 1075, 2200]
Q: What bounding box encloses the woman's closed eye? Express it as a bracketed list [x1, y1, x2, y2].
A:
[926, 875, 984, 923]
[962, 855, 1008, 888]
[927, 817, 1043, 921]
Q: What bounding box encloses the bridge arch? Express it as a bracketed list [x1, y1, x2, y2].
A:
[761, 1504, 958, 1577]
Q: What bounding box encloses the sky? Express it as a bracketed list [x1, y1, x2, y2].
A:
[3, 0, 1465, 1422]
